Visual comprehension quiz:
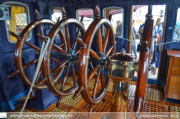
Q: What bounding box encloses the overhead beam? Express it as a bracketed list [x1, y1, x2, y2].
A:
[61, 0, 65, 3]
[100, 2, 126, 6]
[138, 0, 144, 3]
[7, 0, 36, 2]
[93, 0, 100, 5]
[72, 0, 78, 4]
[50, 1, 69, 7]
[74, 4, 95, 8]
[81, 0, 87, 6]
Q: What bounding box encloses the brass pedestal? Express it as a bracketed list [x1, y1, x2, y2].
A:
[108, 79, 129, 119]
[107, 49, 137, 119]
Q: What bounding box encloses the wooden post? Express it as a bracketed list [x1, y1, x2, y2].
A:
[128, 6, 133, 53]
[157, 6, 167, 80]
[134, 4, 153, 112]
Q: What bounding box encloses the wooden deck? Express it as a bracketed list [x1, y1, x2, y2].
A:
[8, 76, 180, 119]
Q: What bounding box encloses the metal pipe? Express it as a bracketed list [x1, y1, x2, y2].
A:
[109, 80, 129, 119]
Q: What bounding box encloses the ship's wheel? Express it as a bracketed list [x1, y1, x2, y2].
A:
[7, 9, 66, 90]
[44, 6, 86, 99]
[77, 4, 116, 109]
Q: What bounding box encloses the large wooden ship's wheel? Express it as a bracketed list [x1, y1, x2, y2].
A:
[78, 5, 116, 108]
[7, 9, 66, 90]
[43, 7, 86, 98]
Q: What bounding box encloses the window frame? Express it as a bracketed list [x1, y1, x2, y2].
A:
[76, 8, 94, 31]
[173, 6, 180, 41]
[3, 1, 31, 43]
[103, 6, 124, 38]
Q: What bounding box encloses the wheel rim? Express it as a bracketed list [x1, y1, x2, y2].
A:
[78, 18, 116, 104]
[45, 18, 86, 96]
[16, 19, 65, 89]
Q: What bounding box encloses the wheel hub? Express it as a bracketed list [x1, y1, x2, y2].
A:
[66, 49, 78, 66]
[98, 52, 107, 70]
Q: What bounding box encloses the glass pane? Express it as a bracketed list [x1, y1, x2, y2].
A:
[132, 5, 166, 80]
[174, 8, 180, 40]
[6, 6, 29, 42]
[104, 8, 124, 37]
[52, 8, 64, 38]
[52, 9, 62, 22]
[77, 9, 93, 30]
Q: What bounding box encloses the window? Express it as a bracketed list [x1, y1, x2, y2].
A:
[76, 9, 93, 30]
[52, 7, 64, 38]
[174, 7, 180, 40]
[103, 7, 124, 38]
[3, 2, 31, 43]
[52, 7, 62, 22]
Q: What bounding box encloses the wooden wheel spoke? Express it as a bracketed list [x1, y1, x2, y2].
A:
[72, 29, 80, 49]
[51, 58, 67, 68]
[36, 77, 47, 87]
[51, 58, 62, 65]
[7, 70, 20, 78]
[103, 29, 109, 52]
[76, 49, 81, 55]
[97, 27, 102, 53]
[53, 44, 67, 56]
[51, 60, 69, 75]
[35, 69, 42, 85]
[65, 25, 71, 49]
[109, 53, 117, 59]
[90, 49, 100, 60]
[61, 67, 69, 91]
[109, 14, 112, 21]
[88, 66, 99, 81]
[35, 9, 40, 19]
[76, 38, 86, 47]
[38, 24, 44, 36]
[93, 71, 100, 99]
[72, 16, 84, 49]
[8, 58, 39, 78]
[71, 66, 77, 85]
[100, 71, 105, 89]
[56, 97, 61, 108]
[51, 44, 64, 52]
[25, 41, 41, 52]
[37, 33, 46, 42]
[53, 69, 62, 80]
[105, 46, 114, 56]
[24, 58, 39, 70]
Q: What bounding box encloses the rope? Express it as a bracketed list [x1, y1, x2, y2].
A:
[18, 37, 50, 119]
[121, 38, 180, 46]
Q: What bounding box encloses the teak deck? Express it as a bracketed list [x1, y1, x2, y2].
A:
[9, 76, 180, 119]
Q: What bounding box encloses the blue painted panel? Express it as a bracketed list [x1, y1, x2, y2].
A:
[132, 77, 161, 85]
[166, 98, 180, 104]
[1, 90, 28, 111]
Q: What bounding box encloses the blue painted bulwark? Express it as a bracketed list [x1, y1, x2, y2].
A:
[166, 98, 180, 104]
[132, 77, 161, 85]
[1, 90, 28, 111]
[0, 0, 180, 111]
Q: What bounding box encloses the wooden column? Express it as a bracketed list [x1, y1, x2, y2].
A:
[134, 4, 153, 112]
[128, 6, 133, 53]
[157, 6, 167, 80]
[105, 9, 110, 19]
